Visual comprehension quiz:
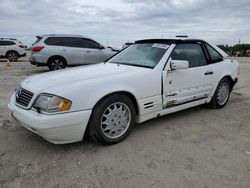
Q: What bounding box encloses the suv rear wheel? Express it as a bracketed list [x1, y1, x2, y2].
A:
[6, 51, 18, 62]
[48, 57, 66, 71]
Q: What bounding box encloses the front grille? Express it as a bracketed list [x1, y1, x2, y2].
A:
[16, 88, 34, 107]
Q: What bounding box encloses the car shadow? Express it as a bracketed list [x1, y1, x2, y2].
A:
[18, 104, 210, 152]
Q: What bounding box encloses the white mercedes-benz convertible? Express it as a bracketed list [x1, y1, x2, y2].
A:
[8, 38, 239, 145]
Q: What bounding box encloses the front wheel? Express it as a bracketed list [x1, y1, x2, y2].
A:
[210, 78, 231, 108]
[87, 94, 136, 145]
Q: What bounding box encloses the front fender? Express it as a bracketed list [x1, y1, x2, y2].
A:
[52, 70, 162, 112]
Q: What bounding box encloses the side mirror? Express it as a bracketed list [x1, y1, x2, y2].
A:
[211, 57, 223, 63]
[170, 60, 189, 70]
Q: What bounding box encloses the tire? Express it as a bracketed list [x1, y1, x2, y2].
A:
[87, 94, 136, 145]
[6, 51, 18, 62]
[210, 78, 231, 109]
[48, 57, 66, 71]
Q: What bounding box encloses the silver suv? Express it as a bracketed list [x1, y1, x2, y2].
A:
[0, 38, 26, 62]
[30, 34, 118, 71]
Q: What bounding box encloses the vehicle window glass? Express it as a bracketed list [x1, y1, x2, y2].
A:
[0, 41, 15, 46]
[205, 43, 222, 61]
[171, 44, 207, 68]
[44, 37, 63, 46]
[8, 41, 15, 45]
[82, 39, 101, 49]
[108, 43, 169, 68]
[33, 36, 42, 45]
[62, 37, 84, 48]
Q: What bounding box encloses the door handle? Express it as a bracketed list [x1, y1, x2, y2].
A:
[62, 49, 67, 52]
[86, 50, 91, 53]
[204, 71, 213, 75]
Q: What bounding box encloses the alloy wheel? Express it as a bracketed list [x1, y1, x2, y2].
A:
[50, 59, 65, 70]
[7, 52, 18, 62]
[217, 81, 230, 106]
[101, 102, 131, 139]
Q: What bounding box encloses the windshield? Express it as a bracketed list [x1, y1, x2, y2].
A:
[108, 43, 169, 68]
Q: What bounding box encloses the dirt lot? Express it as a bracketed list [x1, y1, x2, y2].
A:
[0, 56, 250, 188]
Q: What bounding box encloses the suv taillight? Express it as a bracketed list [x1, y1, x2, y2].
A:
[32, 46, 44, 52]
[19, 44, 25, 48]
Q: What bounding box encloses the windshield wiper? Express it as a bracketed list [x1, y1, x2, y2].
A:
[109, 62, 153, 69]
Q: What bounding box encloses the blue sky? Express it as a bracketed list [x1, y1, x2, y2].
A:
[0, 0, 249, 47]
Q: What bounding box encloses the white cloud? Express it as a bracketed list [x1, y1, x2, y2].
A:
[0, 0, 249, 47]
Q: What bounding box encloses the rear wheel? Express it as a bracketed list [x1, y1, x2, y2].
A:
[6, 51, 18, 62]
[210, 78, 231, 108]
[48, 57, 66, 71]
[87, 94, 136, 145]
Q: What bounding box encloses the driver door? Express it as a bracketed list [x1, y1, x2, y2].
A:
[163, 43, 214, 108]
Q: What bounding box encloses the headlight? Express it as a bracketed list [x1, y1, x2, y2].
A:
[33, 94, 72, 113]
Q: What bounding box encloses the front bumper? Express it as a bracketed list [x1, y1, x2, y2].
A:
[8, 94, 92, 144]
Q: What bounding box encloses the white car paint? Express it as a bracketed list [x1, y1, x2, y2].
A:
[0, 38, 26, 60]
[9, 94, 91, 144]
[29, 34, 117, 69]
[8, 38, 239, 144]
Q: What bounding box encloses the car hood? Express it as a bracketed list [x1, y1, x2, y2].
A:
[21, 63, 146, 93]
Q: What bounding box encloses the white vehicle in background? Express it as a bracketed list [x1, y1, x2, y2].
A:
[0, 38, 26, 62]
[30, 34, 118, 71]
[9, 38, 239, 145]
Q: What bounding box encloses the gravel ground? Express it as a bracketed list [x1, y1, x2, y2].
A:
[0, 56, 250, 188]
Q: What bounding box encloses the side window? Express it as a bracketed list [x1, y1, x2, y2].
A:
[0, 41, 15, 46]
[6, 41, 15, 45]
[63, 37, 83, 48]
[44, 37, 63, 46]
[12, 41, 16, 45]
[82, 39, 102, 49]
[171, 44, 207, 68]
[205, 43, 223, 62]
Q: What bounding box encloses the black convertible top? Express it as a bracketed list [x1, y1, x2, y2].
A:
[135, 38, 205, 44]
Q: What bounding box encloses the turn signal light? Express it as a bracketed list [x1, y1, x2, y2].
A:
[58, 100, 72, 112]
